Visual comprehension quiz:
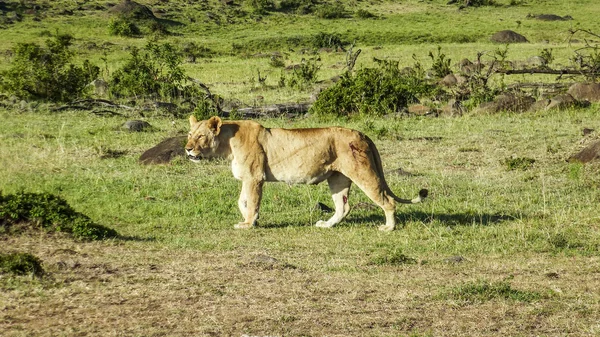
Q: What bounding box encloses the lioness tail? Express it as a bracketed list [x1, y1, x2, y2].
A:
[392, 188, 428, 204]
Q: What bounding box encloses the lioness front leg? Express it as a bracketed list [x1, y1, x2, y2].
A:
[235, 180, 263, 229]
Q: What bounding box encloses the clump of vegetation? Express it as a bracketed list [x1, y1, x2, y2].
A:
[279, 0, 315, 14]
[314, 2, 347, 19]
[0, 191, 118, 241]
[110, 41, 197, 101]
[355, 9, 377, 19]
[311, 59, 438, 116]
[312, 32, 346, 50]
[248, 0, 276, 15]
[369, 248, 417, 266]
[193, 95, 223, 120]
[0, 252, 44, 277]
[0, 34, 99, 102]
[429, 46, 452, 78]
[108, 18, 141, 37]
[444, 280, 542, 304]
[502, 156, 536, 171]
[181, 42, 216, 62]
[281, 58, 321, 90]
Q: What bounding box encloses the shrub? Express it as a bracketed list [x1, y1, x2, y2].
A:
[355, 9, 376, 19]
[0, 191, 118, 240]
[282, 58, 320, 90]
[248, 0, 275, 14]
[193, 95, 223, 120]
[428, 46, 452, 78]
[279, 0, 315, 14]
[312, 32, 346, 50]
[314, 3, 347, 19]
[311, 59, 438, 116]
[0, 34, 99, 102]
[0, 252, 44, 277]
[110, 41, 196, 101]
[108, 18, 141, 37]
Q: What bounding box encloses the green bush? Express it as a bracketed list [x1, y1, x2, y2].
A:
[110, 42, 196, 100]
[0, 191, 118, 240]
[108, 18, 141, 37]
[312, 32, 346, 50]
[355, 9, 376, 19]
[0, 34, 99, 102]
[0, 252, 44, 277]
[314, 3, 347, 19]
[428, 46, 452, 78]
[311, 59, 438, 116]
[282, 58, 320, 90]
[279, 0, 315, 14]
[248, 0, 275, 14]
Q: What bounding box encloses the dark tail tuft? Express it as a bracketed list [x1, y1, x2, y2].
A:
[419, 189, 428, 199]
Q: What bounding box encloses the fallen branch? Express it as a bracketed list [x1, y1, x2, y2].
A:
[221, 103, 312, 118]
[495, 68, 593, 76]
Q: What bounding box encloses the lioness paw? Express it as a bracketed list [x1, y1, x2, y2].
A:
[234, 222, 253, 229]
[315, 220, 334, 228]
[378, 224, 395, 232]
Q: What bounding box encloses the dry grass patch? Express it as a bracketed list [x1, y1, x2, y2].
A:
[2, 234, 599, 336]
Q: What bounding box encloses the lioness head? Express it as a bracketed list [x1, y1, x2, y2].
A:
[185, 115, 223, 162]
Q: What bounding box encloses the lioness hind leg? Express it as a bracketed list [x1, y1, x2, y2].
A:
[316, 173, 352, 228]
[235, 180, 263, 229]
[346, 174, 397, 231]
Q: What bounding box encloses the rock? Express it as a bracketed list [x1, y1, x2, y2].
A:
[90, 79, 109, 97]
[441, 99, 466, 116]
[567, 83, 600, 102]
[440, 74, 457, 87]
[246, 254, 296, 270]
[567, 140, 600, 164]
[490, 30, 529, 43]
[475, 94, 536, 114]
[546, 93, 578, 110]
[123, 120, 152, 132]
[108, 0, 157, 21]
[528, 99, 551, 112]
[139, 136, 187, 165]
[407, 104, 435, 116]
[527, 14, 572, 21]
[526, 56, 546, 67]
[583, 128, 595, 136]
[443, 256, 465, 264]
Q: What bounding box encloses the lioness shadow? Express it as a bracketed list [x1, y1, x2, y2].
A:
[261, 210, 518, 229]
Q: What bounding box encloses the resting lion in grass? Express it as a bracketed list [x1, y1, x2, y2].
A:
[186, 116, 428, 231]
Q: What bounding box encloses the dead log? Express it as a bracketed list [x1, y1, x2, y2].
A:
[221, 103, 312, 118]
[495, 68, 597, 76]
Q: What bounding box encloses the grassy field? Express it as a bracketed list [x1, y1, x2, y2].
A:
[2, 0, 600, 336]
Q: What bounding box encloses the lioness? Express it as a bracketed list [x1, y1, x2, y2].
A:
[186, 116, 427, 231]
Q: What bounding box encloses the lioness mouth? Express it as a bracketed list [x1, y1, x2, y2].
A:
[188, 154, 202, 161]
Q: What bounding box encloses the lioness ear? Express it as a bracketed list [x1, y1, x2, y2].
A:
[207, 116, 222, 135]
[189, 115, 198, 126]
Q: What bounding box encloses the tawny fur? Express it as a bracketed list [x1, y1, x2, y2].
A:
[186, 116, 427, 231]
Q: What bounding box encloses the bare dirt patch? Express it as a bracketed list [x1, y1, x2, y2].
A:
[2, 235, 599, 336]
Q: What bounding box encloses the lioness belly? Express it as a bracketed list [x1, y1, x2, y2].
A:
[266, 166, 332, 185]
